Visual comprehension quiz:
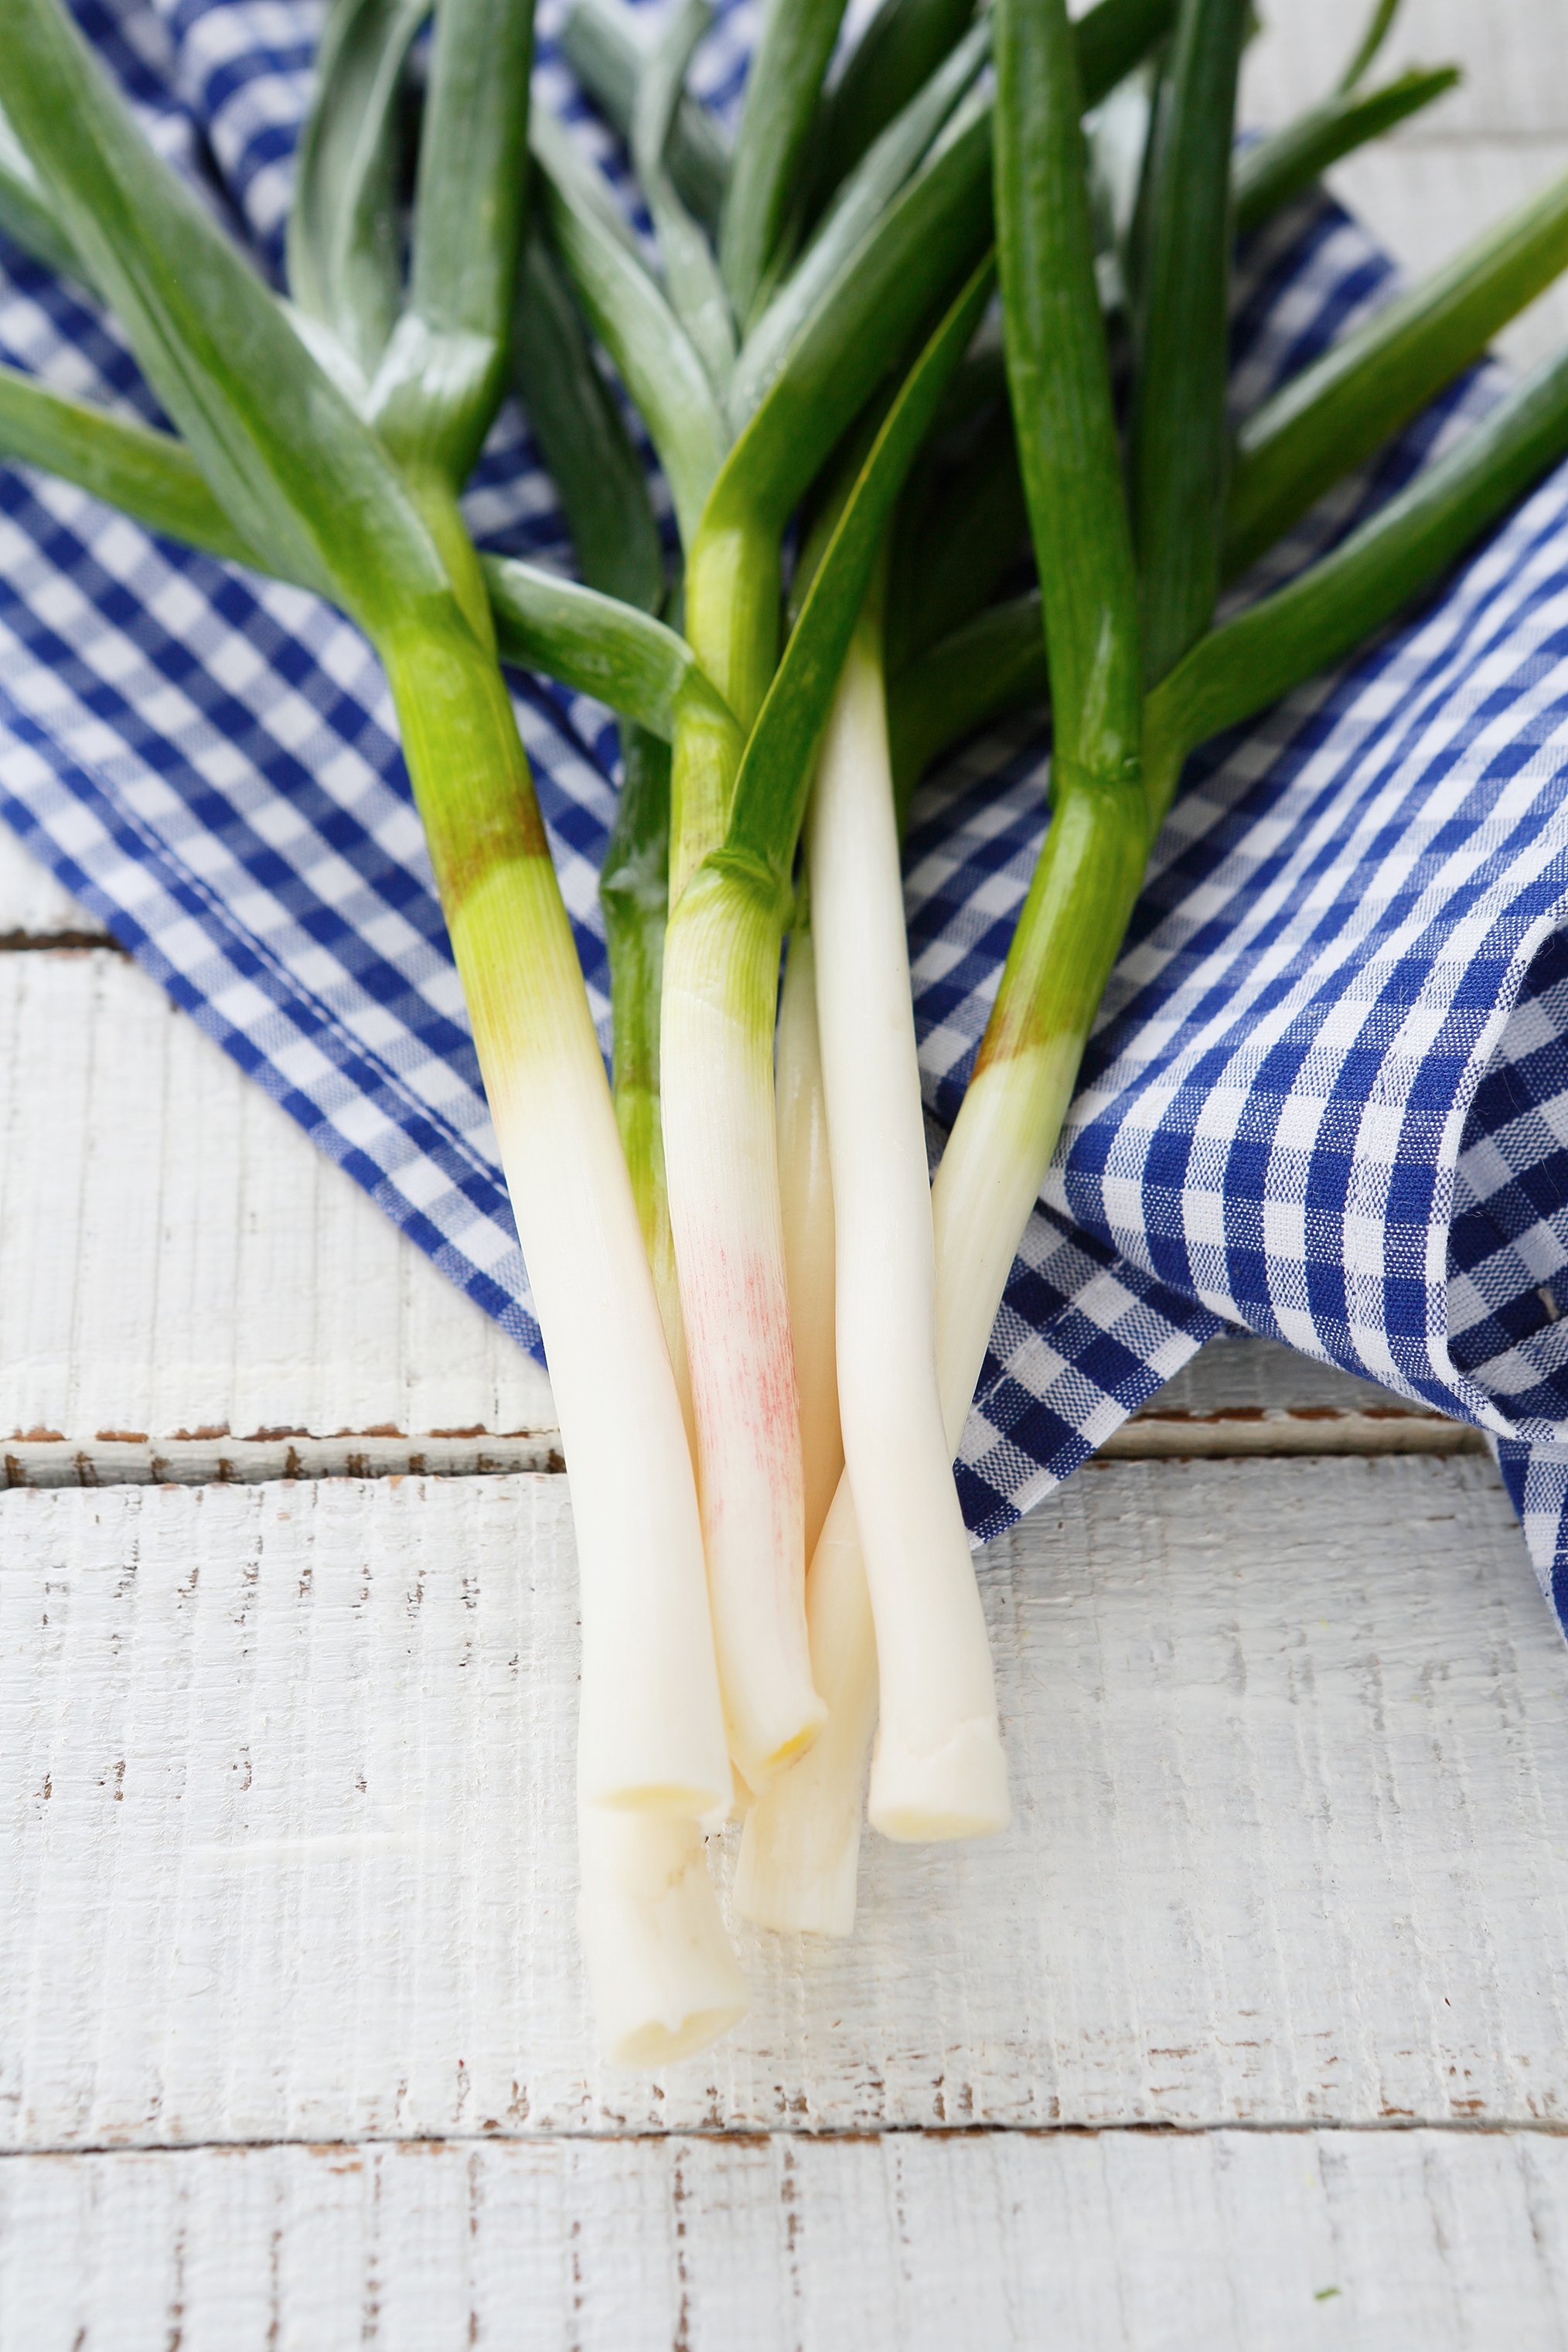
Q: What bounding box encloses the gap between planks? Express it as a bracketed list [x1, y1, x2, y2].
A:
[0, 1410, 1482, 1489]
[3, 1459, 1559, 2147]
[7, 2115, 1568, 2161]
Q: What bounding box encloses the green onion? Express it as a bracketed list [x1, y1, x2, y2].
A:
[719, 0, 848, 325]
[15, 0, 1568, 2060]
[533, 104, 730, 548]
[287, 0, 429, 385]
[560, 0, 730, 230]
[660, 259, 993, 1794]
[884, 35, 1464, 685]
[509, 201, 695, 1454]
[1232, 66, 1460, 240]
[1228, 165, 1568, 575]
[1148, 337, 1568, 817]
[1130, 0, 1250, 683]
[806, 0, 977, 220]
[2, 0, 732, 1870]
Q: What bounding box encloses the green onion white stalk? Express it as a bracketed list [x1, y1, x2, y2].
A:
[663, 257, 999, 1797]
[775, 913, 844, 1566]
[803, 589, 1006, 1840]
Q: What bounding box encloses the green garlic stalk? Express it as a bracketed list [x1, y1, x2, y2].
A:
[0, 0, 731, 1871]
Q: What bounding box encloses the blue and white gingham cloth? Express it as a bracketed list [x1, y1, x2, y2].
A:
[6, 3, 1568, 1624]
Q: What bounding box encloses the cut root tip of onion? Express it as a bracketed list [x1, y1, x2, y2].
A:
[868, 1719, 1011, 1843]
[578, 1808, 749, 2067]
[745, 1700, 830, 1790]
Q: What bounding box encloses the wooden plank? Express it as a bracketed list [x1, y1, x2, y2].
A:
[2, 1457, 1565, 2148]
[1242, 0, 1568, 141]
[0, 949, 1437, 1467]
[0, 949, 556, 1450]
[2, 2128, 1566, 2350]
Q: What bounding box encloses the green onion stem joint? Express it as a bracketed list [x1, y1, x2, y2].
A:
[287, 0, 431, 383]
[366, 0, 536, 490]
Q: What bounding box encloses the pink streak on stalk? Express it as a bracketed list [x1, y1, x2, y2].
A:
[686, 1232, 807, 1699]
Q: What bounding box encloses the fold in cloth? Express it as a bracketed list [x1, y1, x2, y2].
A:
[3, 0, 1568, 1622]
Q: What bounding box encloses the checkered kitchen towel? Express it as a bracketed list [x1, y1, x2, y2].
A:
[5, 2, 1568, 1618]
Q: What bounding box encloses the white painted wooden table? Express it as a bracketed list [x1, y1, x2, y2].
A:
[5, 7, 1568, 2343]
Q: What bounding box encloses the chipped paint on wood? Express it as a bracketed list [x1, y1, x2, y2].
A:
[2, 1459, 1566, 2148]
[3, 2129, 1568, 2350]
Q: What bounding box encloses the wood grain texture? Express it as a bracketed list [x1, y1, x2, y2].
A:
[5, 2127, 1568, 2352]
[2, 1458, 1564, 2149]
[2, 0, 1566, 2331]
[1241, 3, 1568, 373]
[0, 950, 556, 1448]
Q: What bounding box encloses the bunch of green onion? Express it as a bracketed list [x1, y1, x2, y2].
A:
[5, 0, 1568, 2065]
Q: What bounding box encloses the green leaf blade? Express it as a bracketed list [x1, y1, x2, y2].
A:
[1154, 337, 1568, 805]
[1129, 0, 1249, 685]
[1233, 65, 1460, 240]
[994, 0, 1142, 794]
[807, 0, 977, 222]
[632, 0, 738, 395]
[512, 227, 666, 615]
[0, 361, 258, 564]
[2, 0, 445, 631]
[288, 0, 431, 383]
[722, 254, 995, 888]
[370, 0, 537, 485]
[718, 0, 849, 325]
[1228, 163, 1568, 576]
[561, 0, 730, 230]
[482, 553, 712, 739]
[535, 107, 730, 546]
